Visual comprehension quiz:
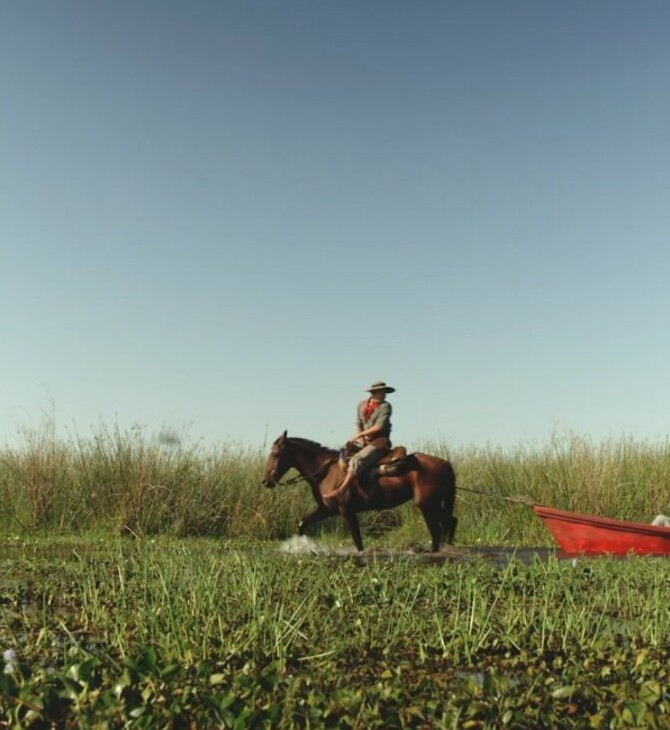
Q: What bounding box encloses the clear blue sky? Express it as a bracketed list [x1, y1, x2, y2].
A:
[3, 1, 670, 452]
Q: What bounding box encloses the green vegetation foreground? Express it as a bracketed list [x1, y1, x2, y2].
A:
[3, 426, 670, 726]
[2, 541, 670, 727]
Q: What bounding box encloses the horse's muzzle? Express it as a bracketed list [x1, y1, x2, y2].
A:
[261, 477, 276, 489]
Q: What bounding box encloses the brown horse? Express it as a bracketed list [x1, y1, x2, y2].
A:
[261, 431, 457, 552]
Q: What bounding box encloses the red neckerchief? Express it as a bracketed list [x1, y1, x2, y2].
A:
[363, 398, 381, 420]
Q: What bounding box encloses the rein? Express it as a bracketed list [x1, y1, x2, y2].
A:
[277, 456, 338, 486]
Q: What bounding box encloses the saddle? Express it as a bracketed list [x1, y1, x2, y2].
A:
[376, 446, 409, 476]
[338, 444, 410, 479]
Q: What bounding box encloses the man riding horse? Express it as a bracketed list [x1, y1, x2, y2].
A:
[323, 380, 395, 506]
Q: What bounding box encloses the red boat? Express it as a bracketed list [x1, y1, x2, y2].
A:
[534, 505, 670, 556]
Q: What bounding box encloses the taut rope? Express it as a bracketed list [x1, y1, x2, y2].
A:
[457, 485, 536, 506]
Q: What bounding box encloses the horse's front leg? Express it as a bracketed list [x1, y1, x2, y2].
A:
[297, 504, 332, 535]
[342, 508, 364, 552]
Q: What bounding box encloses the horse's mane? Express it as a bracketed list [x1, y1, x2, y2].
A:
[287, 437, 338, 456]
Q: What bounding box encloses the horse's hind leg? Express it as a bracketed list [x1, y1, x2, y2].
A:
[342, 509, 364, 552]
[440, 465, 457, 545]
[419, 506, 442, 553]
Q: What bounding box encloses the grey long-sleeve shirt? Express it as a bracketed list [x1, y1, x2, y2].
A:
[356, 399, 392, 437]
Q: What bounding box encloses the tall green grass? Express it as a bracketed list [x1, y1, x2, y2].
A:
[2, 423, 670, 545]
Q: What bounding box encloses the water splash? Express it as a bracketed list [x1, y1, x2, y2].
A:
[279, 535, 323, 555]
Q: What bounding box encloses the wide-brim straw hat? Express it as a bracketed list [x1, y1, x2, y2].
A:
[366, 380, 395, 394]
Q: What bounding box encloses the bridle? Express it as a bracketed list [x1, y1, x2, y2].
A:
[269, 442, 338, 486]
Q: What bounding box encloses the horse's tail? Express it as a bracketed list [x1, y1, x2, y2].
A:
[438, 459, 458, 544]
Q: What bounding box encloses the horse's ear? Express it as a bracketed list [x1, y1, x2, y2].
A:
[281, 430, 288, 441]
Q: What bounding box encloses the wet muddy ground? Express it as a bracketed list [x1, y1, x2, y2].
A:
[1, 538, 650, 567]
[279, 539, 560, 565]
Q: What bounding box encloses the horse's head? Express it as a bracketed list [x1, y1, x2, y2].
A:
[262, 430, 293, 488]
